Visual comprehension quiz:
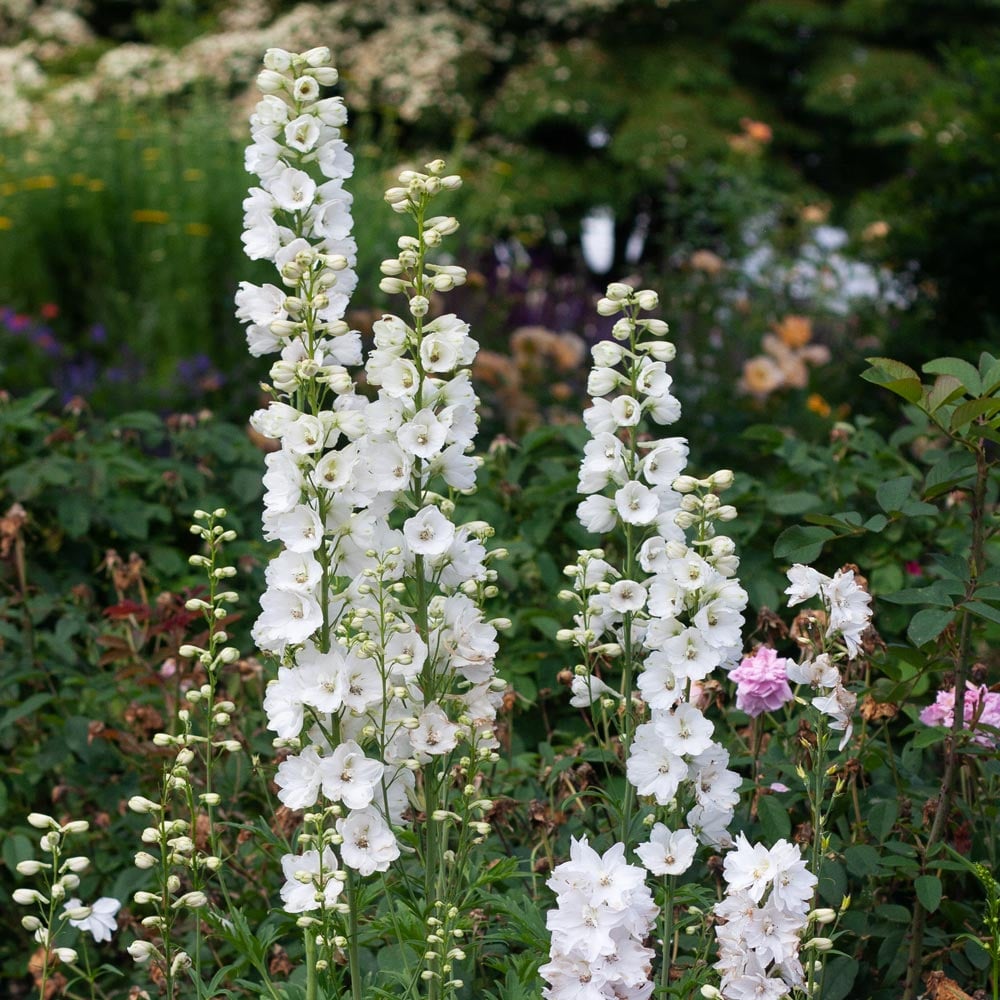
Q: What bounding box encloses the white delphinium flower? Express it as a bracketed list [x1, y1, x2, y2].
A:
[556, 282, 750, 990]
[241, 52, 502, 994]
[541, 838, 657, 1000]
[636, 824, 698, 877]
[279, 848, 342, 913]
[63, 896, 121, 943]
[337, 807, 401, 876]
[713, 834, 817, 999]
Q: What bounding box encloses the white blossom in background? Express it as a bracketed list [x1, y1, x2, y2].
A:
[784, 562, 871, 749]
[709, 562, 872, 998]
[551, 281, 749, 997]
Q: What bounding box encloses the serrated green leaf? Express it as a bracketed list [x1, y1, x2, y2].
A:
[861, 365, 924, 403]
[876, 475, 913, 514]
[774, 525, 834, 563]
[925, 374, 965, 413]
[950, 397, 1000, 432]
[923, 357, 982, 395]
[915, 874, 942, 912]
[868, 800, 898, 842]
[866, 357, 921, 381]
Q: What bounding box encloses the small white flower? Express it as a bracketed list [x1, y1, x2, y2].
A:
[608, 579, 647, 613]
[270, 167, 317, 213]
[614, 480, 659, 525]
[337, 808, 400, 876]
[403, 506, 455, 556]
[64, 897, 121, 943]
[636, 824, 698, 876]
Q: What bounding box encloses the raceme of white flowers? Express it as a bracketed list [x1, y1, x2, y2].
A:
[785, 563, 870, 749]
[545, 282, 748, 999]
[713, 834, 819, 999]
[237, 46, 502, 919]
[540, 838, 658, 1000]
[710, 564, 871, 1000]
[562, 282, 748, 847]
[13, 813, 122, 973]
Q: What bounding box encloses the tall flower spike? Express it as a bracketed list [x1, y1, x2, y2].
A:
[563, 281, 747, 851]
[549, 282, 748, 998]
[239, 50, 502, 997]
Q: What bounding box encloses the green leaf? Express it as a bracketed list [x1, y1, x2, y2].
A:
[864, 513, 888, 532]
[911, 726, 949, 749]
[757, 793, 791, 842]
[924, 451, 977, 497]
[863, 357, 924, 403]
[818, 857, 847, 907]
[950, 397, 1000, 432]
[0, 691, 53, 733]
[964, 600, 1000, 627]
[868, 800, 898, 842]
[907, 608, 956, 646]
[876, 903, 913, 924]
[768, 491, 822, 515]
[915, 874, 942, 912]
[876, 475, 913, 514]
[923, 357, 982, 395]
[55, 495, 91, 538]
[821, 957, 859, 1000]
[844, 844, 882, 877]
[925, 373, 965, 413]
[2, 832, 33, 874]
[880, 581, 961, 606]
[773, 525, 834, 563]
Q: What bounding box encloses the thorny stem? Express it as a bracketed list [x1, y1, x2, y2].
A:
[902, 442, 989, 1000]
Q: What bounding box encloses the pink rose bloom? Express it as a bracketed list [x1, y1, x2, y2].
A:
[920, 683, 1000, 747]
[730, 646, 794, 718]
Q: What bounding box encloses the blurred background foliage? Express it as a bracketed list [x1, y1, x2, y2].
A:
[0, 0, 998, 416]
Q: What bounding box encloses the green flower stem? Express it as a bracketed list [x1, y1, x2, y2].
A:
[304, 926, 318, 1000]
[346, 868, 363, 1000]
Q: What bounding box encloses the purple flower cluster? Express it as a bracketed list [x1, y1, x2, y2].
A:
[920, 682, 1000, 747]
[729, 646, 794, 718]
